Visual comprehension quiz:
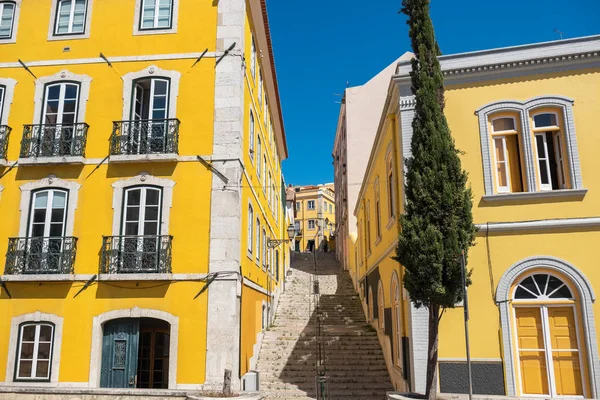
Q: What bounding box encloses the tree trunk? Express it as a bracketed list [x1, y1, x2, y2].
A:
[426, 304, 440, 400]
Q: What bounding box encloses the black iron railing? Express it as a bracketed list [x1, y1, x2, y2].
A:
[296, 229, 303, 236]
[5, 237, 78, 275]
[0, 125, 11, 160]
[20, 123, 88, 158]
[100, 235, 173, 274]
[110, 119, 180, 156]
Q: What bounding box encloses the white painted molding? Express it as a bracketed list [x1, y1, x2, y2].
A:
[132, 0, 179, 36]
[482, 189, 587, 202]
[111, 173, 175, 236]
[5, 312, 64, 386]
[121, 65, 181, 120]
[0, 0, 21, 44]
[88, 307, 179, 389]
[1, 273, 208, 282]
[243, 277, 270, 297]
[32, 70, 92, 124]
[0, 52, 218, 69]
[476, 217, 600, 233]
[0, 78, 17, 125]
[47, 0, 94, 41]
[18, 176, 81, 237]
[18, 156, 85, 166]
[108, 154, 178, 163]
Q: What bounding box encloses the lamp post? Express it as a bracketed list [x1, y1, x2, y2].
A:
[267, 224, 296, 248]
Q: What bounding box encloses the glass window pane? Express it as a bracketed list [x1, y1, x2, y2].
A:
[33, 209, 46, 223]
[145, 206, 159, 221]
[18, 360, 32, 378]
[34, 192, 49, 208]
[47, 85, 61, 100]
[126, 206, 140, 222]
[153, 96, 166, 110]
[22, 325, 36, 341]
[154, 80, 168, 95]
[39, 325, 53, 341]
[520, 277, 539, 296]
[146, 189, 160, 206]
[534, 113, 558, 128]
[37, 343, 52, 359]
[539, 160, 549, 184]
[492, 117, 515, 132]
[546, 275, 563, 294]
[52, 192, 66, 208]
[32, 224, 45, 237]
[49, 223, 63, 237]
[51, 209, 64, 223]
[36, 361, 50, 378]
[19, 342, 34, 359]
[127, 189, 141, 206]
[125, 222, 139, 235]
[143, 222, 158, 235]
[65, 84, 78, 100]
[549, 285, 573, 299]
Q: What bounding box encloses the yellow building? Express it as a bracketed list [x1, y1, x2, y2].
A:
[292, 184, 335, 253]
[337, 35, 600, 397]
[0, 0, 288, 395]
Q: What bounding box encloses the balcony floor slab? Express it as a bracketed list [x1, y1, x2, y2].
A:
[18, 156, 85, 166]
[109, 154, 179, 163]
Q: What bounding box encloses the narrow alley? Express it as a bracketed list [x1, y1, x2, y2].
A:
[256, 252, 393, 399]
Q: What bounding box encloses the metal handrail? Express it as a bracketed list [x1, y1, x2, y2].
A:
[100, 235, 173, 274]
[4, 236, 78, 275]
[0, 125, 11, 160]
[110, 118, 180, 156]
[20, 123, 88, 158]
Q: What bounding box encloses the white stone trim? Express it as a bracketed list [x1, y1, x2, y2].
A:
[482, 188, 587, 202]
[18, 176, 81, 237]
[0, 0, 21, 44]
[477, 217, 600, 233]
[18, 156, 85, 166]
[111, 173, 175, 236]
[0, 184, 3, 200]
[495, 256, 599, 397]
[5, 311, 64, 386]
[1, 273, 207, 282]
[476, 96, 582, 195]
[46, 0, 94, 41]
[121, 65, 181, 120]
[243, 277, 269, 297]
[88, 307, 179, 389]
[32, 70, 92, 124]
[0, 52, 218, 69]
[0, 78, 17, 126]
[132, 0, 179, 36]
[108, 154, 178, 163]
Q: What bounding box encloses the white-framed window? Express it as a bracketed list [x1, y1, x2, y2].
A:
[308, 220, 315, 230]
[256, 137, 262, 180]
[378, 280, 385, 331]
[53, 0, 87, 35]
[29, 189, 68, 238]
[493, 136, 511, 193]
[490, 115, 524, 194]
[255, 218, 260, 264]
[250, 36, 256, 81]
[249, 110, 255, 162]
[247, 204, 253, 254]
[295, 201, 300, 212]
[532, 111, 567, 191]
[15, 322, 55, 381]
[307, 200, 315, 210]
[139, 0, 173, 30]
[329, 204, 332, 214]
[262, 229, 266, 268]
[42, 82, 80, 125]
[324, 201, 327, 211]
[392, 273, 402, 366]
[122, 186, 162, 237]
[0, 1, 16, 40]
[258, 71, 263, 107]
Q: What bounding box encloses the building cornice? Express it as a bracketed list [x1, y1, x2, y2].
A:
[395, 35, 600, 85]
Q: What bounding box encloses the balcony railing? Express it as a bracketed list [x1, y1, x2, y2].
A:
[0, 125, 11, 160]
[100, 235, 173, 274]
[4, 237, 78, 275]
[110, 119, 180, 156]
[20, 123, 88, 158]
[295, 229, 303, 236]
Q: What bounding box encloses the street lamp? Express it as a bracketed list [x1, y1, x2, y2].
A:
[267, 224, 296, 248]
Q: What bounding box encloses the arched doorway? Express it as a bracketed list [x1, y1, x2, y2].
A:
[511, 272, 586, 397]
[100, 318, 170, 389]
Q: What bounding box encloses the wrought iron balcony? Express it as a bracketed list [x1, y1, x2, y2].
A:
[0, 125, 11, 160]
[4, 237, 78, 275]
[110, 119, 180, 156]
[20, 123, 88, 158]
[295, 229, 303, 236]
[100, 235, 173, 274]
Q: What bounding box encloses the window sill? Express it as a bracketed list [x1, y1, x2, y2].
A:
[0, 274, 78, 282]
[47, 32, 90, 42]
[0, 159, 9, 167]
[98, 273, 207, 281]
[18, 156, 85, 166]
[109, 154, 178, 163]
[133, 28, 178, 36]
[482, 189, 587, 202]
[0, 37, 17, 44]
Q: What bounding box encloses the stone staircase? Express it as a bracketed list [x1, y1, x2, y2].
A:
[255, 252, 393, 399]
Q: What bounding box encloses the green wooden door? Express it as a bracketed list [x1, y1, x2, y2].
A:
[100, 319, 140, 388]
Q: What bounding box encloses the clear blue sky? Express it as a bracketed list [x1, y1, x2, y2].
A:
[267, 0, 600, 186]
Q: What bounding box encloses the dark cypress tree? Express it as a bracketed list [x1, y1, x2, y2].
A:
[394, 0, 476, 398]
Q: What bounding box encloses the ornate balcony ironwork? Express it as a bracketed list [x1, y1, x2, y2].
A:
[4, 237, 78, 275]
[100, 235, 173, 274]
[20, 123, 88, 158]
[0, 125, 11, 160]
[110, 119, 180, 156]
[295, 229, 303, 236]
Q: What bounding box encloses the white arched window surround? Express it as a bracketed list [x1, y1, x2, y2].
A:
[0, 0, 21, 44]
[111, 173, 175, 236]
[476, 96, 583, 196]
[5, 312, 63, 386]
[32, 70, 92, 125]
[0, 78, 17, 125]
[496, 256, 599, 397]
[18, 176, 81, 237]
[88, 307, 179, 389]
[121, 65, 181, 120]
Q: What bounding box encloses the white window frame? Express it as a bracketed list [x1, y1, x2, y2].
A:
[133, 0, 178, 36]
[0, 78, 17, 126]
[255, 218, 260, 265]
[42, 82, 80, 125]
[247, 204, 253, 254]
[121, 186, 162, 236]
[111, 173, 174, 236]
[554, 132, 566, 189]
[0, 0, 20, 44]
[532, 111, 564, 191]
[15, 323, 54, 381]
[5, 312, 63, 386]
[121, 65, 181, 120]
[47, 0, 93, 41]
[28, 189, 68, 238]
[18, 177, 80, 238]
[534, 132, 553, 191]
[307, 200, 315, 210]
[32, 71, 91, 126]
[492, 135, 512, 194]
[308, 220, 315, 230]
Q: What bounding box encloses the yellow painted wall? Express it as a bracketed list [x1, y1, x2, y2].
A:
[240, 285, 268, 376]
